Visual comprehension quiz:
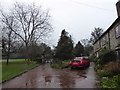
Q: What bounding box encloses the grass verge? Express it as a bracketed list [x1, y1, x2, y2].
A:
[1, 60, 39, 83]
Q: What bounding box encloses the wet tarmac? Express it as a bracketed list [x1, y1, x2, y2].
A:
[2, 62, 97, 88]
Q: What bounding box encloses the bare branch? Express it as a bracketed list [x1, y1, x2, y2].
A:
[1, 2, 53, 60]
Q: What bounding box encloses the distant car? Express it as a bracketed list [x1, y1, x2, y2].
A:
[45, 60, 52, 64]
[69, 57, 90, 69]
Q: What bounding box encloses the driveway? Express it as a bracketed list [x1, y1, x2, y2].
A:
[2, 62, 98, 88]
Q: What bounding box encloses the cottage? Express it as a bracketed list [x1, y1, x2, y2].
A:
[93, 1, 120, 60]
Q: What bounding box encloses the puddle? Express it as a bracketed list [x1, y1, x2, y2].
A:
[77, 71, 87, 78]
[58, 71, 75, 88]
[44, 76, 52, 83]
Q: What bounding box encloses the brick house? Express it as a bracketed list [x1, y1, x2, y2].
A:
[93, 1, 120, 60]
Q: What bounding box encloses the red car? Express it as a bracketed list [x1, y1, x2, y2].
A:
[69, 57, 90, 69]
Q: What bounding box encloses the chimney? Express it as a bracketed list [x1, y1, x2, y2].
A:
[116, 0, 120, 17]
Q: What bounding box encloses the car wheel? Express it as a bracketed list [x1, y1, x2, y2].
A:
[71, 67, 74, 69]
[87, 63, 90, 67]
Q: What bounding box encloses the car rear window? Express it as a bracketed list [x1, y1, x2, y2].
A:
[82, 57, 89, 60]
[72, 59, 80, 61]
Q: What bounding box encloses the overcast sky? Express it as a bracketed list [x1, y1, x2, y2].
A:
[0, 0, 119, 47]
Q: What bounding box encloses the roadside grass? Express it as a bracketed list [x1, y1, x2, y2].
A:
[1, 59, 39, 83]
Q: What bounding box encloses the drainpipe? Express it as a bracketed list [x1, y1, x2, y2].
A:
[108, 31, 111, 50]
[116, 47, 120, 71]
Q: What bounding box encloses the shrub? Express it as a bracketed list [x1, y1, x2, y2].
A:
[51, 63, 63, 69]
[95, 65, 103, 70]
[113, 74, 120, 87]
[99, 70, 112, 77]
[62, 60, 70, 65]
[99, 50, 116, 64]
[103, 61, 120, 75]
[101, 75, 120, 88]
[93, 57, 98, 63]
[94, 57, 103, 65]
[51, 60, 70, 69]
[101, 77, 116, 88]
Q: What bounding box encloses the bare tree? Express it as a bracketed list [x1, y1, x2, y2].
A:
[81, 39, 90, 47]
[1, 14, 19, 64]
[1, 2, 52, 62]
[2, 21, 22, 64]
[90, 27, 103, 43]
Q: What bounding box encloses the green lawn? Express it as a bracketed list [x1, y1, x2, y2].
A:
[1, 59, 39, 83]
[0, 59, 26, 63]
[0, 64, 2, 83]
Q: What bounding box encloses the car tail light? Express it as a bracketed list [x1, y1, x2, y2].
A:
[80, 60, 83, 63]
[69, 61, 72, 64]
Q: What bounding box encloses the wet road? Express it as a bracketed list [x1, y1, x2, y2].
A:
[2, 62, 97, 88]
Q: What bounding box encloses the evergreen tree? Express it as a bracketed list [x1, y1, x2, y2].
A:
[55, 29, 73, 60]
[74, 41, 84, 57]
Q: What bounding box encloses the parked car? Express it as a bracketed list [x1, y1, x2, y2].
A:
[69, 57, 90, 69]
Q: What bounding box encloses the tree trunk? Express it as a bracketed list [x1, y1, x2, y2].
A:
[25, 43, 30, 64]
[6, 52, 10, 65]
[6, 57, 9, 65]
[6, 37, 11, 65]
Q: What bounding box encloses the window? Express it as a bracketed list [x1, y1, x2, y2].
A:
[102, 37, 106, 45]
[116, 25, 120, 38]
[82, 57, 89, 60]
[72, 59, 80, 61]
